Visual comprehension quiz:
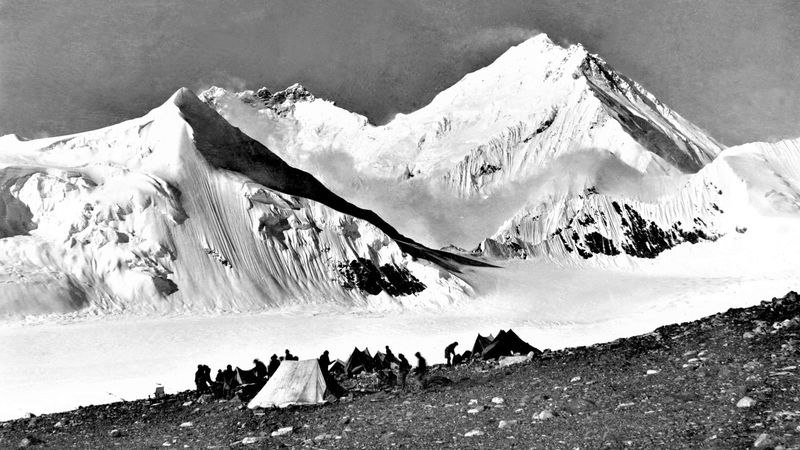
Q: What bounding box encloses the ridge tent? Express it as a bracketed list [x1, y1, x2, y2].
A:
[481, 329, 541, 360]
[328, 359, 345, 375]
[344, 347, 374, 376]
[471, 333, 495, 357]
[373, 351, 388, 370]
[248, 359, 336, 409]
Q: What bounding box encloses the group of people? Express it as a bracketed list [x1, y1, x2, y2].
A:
[193, 341, 464, 397]
[193, 348, 300, 399]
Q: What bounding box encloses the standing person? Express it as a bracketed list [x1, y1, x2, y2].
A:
[414, 352, 428, 385]
[397, 353, 411, 390]
[444, 341, 459, 366]
[203, 365, 213, 387]
[194, 364, 209, 394]
[222, 364, 236, 399]
[318, 350, 331, 377]
[384, 346, 398, 366]
[267, 354, 280, 377]
[253, 359, 267, 379]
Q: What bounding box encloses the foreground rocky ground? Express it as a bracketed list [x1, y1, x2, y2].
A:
[3, 292, 800, 449]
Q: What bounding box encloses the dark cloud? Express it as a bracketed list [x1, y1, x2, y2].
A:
[0, 0, 798, 144]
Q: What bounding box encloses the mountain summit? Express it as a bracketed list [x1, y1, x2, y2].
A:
[200, 33, 733, 252]
[0, 88, 474, 317]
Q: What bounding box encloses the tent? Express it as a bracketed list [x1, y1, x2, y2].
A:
[235, 367, 260, 385]
[344, 347, 374, 376]
[328, 359, 345, 375]
[471, 333, 495, 357]
[248, 360, 332, 409]
[481, 329, 541, 360]
[372, 351, 389, 370]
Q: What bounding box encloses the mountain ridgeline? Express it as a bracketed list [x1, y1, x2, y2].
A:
[1, 33, 799, 318]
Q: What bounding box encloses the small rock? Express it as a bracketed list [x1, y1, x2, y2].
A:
[181, 401, 192, 407]
[241, 436, 265, 445]
[196, 394, 213, 404]
[339, 416, 351, 425]
[179, 422, 193, 428]
[109, 429, 123, 438]
[533, 410, 555, 420]
[18, 438, 33, 448]
[743, 332, 756, 339]
[468, 399, 478, 405]
[314, 434, 334, 441]
[570, 376, 581, 383]
[498, 420, 517, 429]
[464, 429, 485, 437]
[737, 396, 757, 408]
[53, 421, 64, 429]
[491, 397, 505, 404]
[467, 407, 483, 414]
[754, 433, 774, 448]
[162, 443, 171, 447]
[646, 369, 660, 375]
[271, 426, 293, 437]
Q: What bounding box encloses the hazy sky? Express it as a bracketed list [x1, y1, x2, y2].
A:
[0, 0, 798, 145]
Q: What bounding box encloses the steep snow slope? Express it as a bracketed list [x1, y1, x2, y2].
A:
[0, 89, 474, 318]
[480, 137, 800, 262]
[201, 34, 723, 249]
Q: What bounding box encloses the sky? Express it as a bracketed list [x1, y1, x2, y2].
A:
[0, 0, 798, 145]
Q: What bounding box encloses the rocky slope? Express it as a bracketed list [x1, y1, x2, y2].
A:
[3, 291, 799, 449]
[0, 88, 477, 317]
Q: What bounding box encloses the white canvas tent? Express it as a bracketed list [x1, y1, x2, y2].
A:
[247, 359, 327, 409]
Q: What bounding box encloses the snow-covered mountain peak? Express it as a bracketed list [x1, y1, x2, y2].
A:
[0, 87, 479, 317]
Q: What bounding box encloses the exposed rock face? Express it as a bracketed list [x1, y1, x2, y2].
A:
[478, 136, 800, 261]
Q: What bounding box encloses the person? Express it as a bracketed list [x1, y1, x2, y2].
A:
[267, 354, 280, 377]
[212, 369, 225, 398]
[444, 341, 459, 366]
[285, 349, 296, 361]
[202, 365, 213, 387]
[194, 364, 209, 394]
[222, 364, 236, 399]
[384, 346, 398, 366]
[253, 359, 267, 379]
[397, 353, 411, 390]
[318, 350, 331, 377]
[414, 352, 427, 384]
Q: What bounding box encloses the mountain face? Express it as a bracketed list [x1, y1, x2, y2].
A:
[2, 34, 799, 319]
[480, 137, 800, 261]
[0, 89, 475, 317]
[201, 34, 733, 252]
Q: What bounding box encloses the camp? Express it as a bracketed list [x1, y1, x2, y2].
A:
[248, 360, 336, 409]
